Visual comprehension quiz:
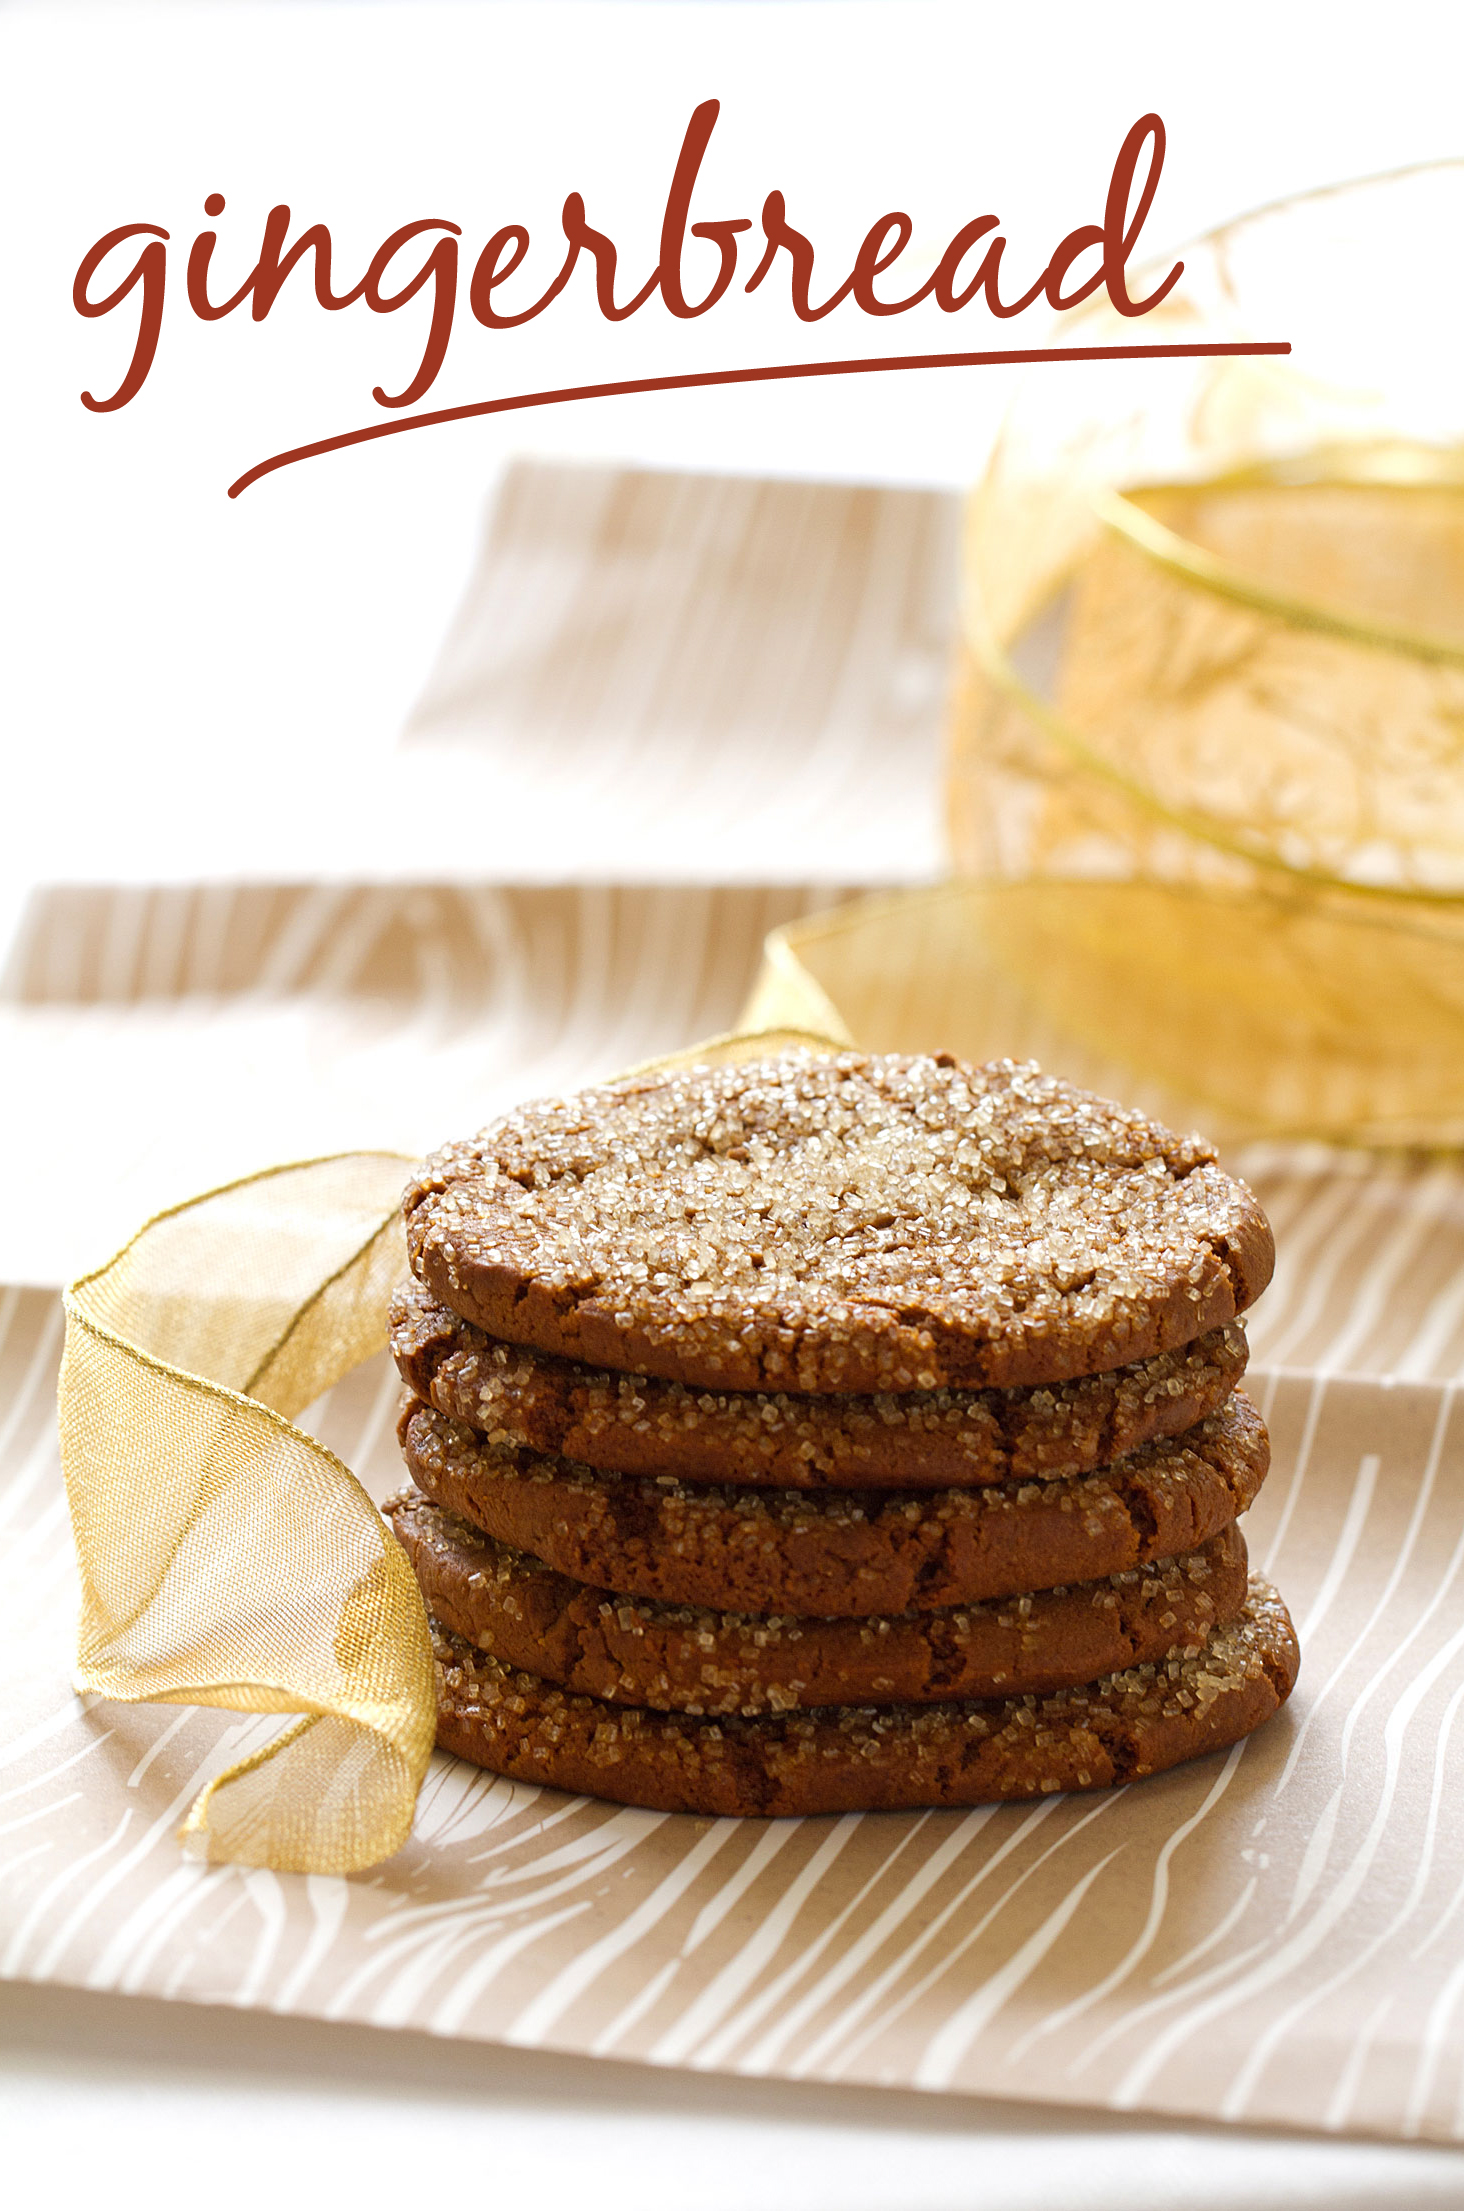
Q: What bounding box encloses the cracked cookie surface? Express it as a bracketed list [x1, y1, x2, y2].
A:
[430, 1576, 1299, 1815]
[404, 1051, 1273, 1394]
[390, 1486, 1249, 1712]
[399, 1390, 1269, 1618]
[391, 1280, 1249, 1489]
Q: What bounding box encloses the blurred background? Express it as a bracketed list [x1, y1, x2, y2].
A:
[0, 1, 1460, 1356]
[5, 0, 1464, 1293]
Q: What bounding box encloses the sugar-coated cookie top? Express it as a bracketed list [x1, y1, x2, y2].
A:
[404, 1051, 1273, 1393]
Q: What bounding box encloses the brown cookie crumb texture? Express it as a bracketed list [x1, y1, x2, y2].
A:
[398, 1390, 1269, 1619]
[389, 1485, 1250, 1712]
[403, 1052, 1273, 1395]
[391, 1281, 1250, 1491]
[430, 1577, 1299, 1816]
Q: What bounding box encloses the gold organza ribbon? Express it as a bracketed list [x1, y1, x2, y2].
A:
[59, 1154, 436, 1874]
[945, 464, 1464, 1145]
[58, 1038, 840, 1874]
[939, 164, 1464, 1146]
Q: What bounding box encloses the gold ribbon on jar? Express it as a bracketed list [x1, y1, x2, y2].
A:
[935, 164, 1464, 1146]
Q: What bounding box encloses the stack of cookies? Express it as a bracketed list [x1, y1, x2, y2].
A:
[386, 1051, 1298, 1817]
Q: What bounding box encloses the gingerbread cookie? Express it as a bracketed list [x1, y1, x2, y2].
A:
[430, 1577, 1299, 1815]
[389, 1486, 1249, 1712]
[390, 1281, 1249, 1490]
[398, 1391, 1268, 1618]
[404, 1053, 1273, 1394]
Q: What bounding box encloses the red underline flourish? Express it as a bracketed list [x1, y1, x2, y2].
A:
[227, 340, 1291, 498]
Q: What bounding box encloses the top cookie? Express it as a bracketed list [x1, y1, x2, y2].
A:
[404, 1051, 1273, 1394]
